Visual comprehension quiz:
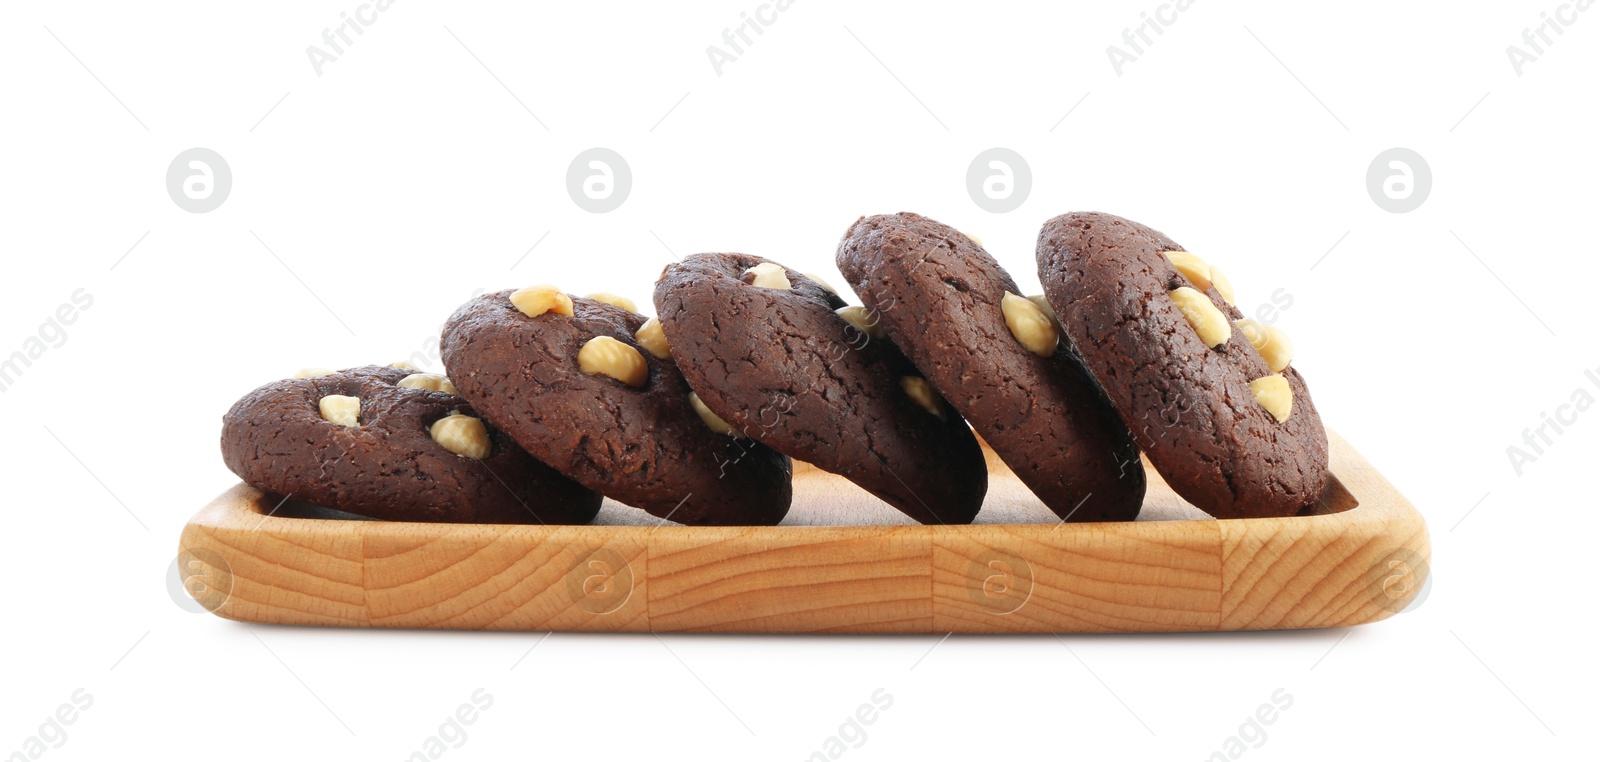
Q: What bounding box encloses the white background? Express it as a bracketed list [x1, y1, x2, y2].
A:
[1, 1, 1594, 759]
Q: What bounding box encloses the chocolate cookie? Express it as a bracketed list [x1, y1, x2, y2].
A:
[440, 289, 792, 526]
[654, 253, 987, 525]
[1036, 212, 1328, 518]
[836, 212, 1145, 522]
[221, 365, 601, 524]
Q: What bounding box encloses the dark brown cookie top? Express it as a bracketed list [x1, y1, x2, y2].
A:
[836, 212, 1145, 522]
[440, 291, 792, 526]
[654, 253, 987, 525]
[220, 365, 601, 524]
[1036, 212, 1328, 518]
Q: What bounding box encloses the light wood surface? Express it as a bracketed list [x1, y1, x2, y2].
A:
[177, 430, 1429, 633]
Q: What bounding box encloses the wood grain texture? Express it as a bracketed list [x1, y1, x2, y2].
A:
[178, 430, 1429, 633]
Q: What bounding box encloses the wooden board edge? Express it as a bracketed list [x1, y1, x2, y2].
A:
[1217, 431, 1431, 630]
[178, 430, 1430, 634]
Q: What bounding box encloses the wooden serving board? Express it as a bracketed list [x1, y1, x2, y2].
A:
[177, 430, 1429, 633]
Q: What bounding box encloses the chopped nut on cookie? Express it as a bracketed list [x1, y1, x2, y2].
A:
[1165, 251, 1237, 305]
[1164, 251, 1213, 292]
[1001, 291, 1059, 357]
[585, 292, 638, 313]
[634, 317, 672, 360]
[900, 376, 947, 421]
[1210, 266, 1236, 305]
[688, 392, 739, 437]
[1026, 295, 1059, 327]
[577, 336, 648, 387]
[1169, 286, 1231, 348]
[510, 285, 575, 318]
[1234, 319, 1293, 373]
[397, 373, 459, 395]
[318, 394, 361, 427]
[1248, 374, 1293, 423]
[742, 262, 792, 290]
[429, 414, 491, 459]
[804, 273, 838, 295]
[836, 305, 887, 340]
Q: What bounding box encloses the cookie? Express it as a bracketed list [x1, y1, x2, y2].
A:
[836, 212, 1145, 522]
[654, 253, 987, 525]
[1036, 212, 1328, 518]
[440, 289, 792, 526]
[220, 365, 601, 524]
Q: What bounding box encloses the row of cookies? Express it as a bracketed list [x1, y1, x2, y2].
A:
[844, 211, 1327, 521]
[220, 210, 1327, 525]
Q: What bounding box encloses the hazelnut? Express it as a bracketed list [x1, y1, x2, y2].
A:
[688, 392, 739, 437]
[742, 262, 792, 290]
[388, 361, 421, 371]
[1001, 291, 1059, 357]
[1026, 295, 1059, 327]
[293, 368, 335, 379]
[585, 292, 638, 313]
[1210, 266, 1236, 305]
[964, 232, 983, 247]
[397, 373, 459, 395]
[900, 376, 947, 421]
[318, 395, 361, 427]
[805, 273, 838, 295]
[1164, 251, 1213, 292]
[1169, 287, 1231, 348]
[1234, 318, 1265, 347]
[1234, 319, 1293, 373]
[577, 336, 648, 387]
[634, 317, 672, 360]
[510, 285, 575, 318]
[836, 305, 887, 340]
[1248, 374, 1293, 423]
[429, 414, 491, 460]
